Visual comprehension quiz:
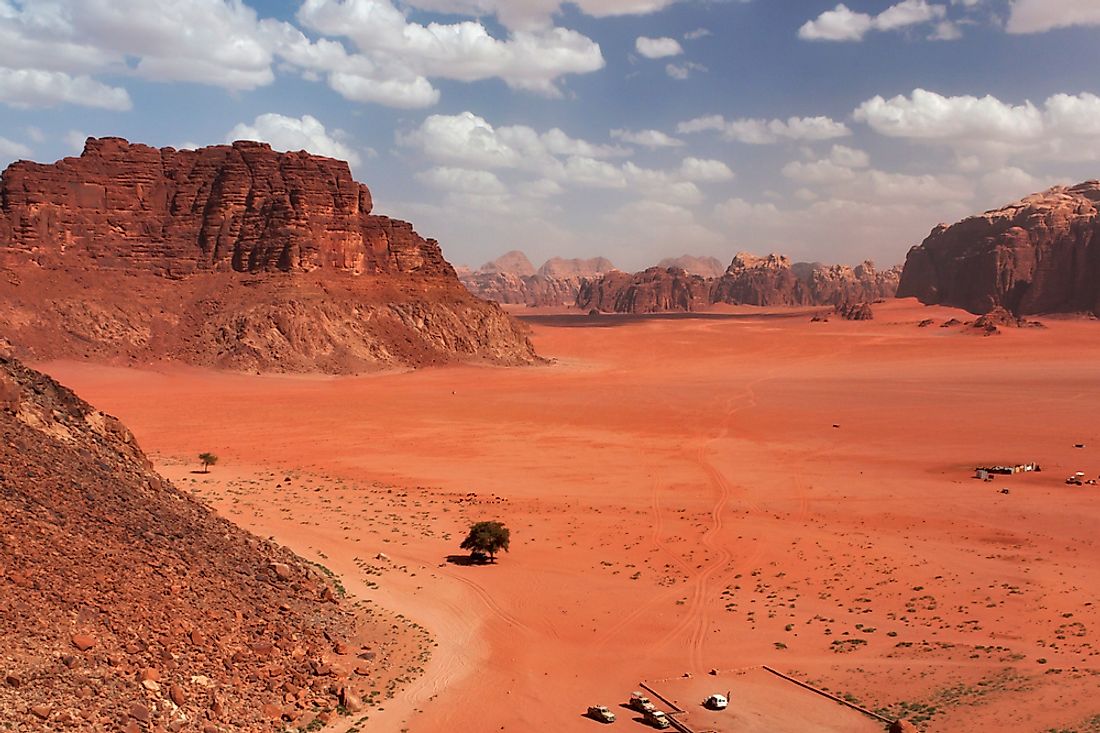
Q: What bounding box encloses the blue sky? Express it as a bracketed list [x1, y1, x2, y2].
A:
[2, 0, 1100, 270]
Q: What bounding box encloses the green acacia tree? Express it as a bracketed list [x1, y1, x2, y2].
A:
[460, 521, 510, 563]
[198, 452, 218, 473]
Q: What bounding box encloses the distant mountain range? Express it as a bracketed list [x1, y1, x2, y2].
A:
[460, 249, 900, 313]
[578, 253, 901, 313]
[459, 251, 748, 307]
[457, 251, 617, 307]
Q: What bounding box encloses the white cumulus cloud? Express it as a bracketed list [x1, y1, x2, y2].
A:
[1006, 0, 1100, 34]
[665, 61, 707, 80]
[296, 0, 604, 99]
[610, 128, 684, 148]
[399, 0, 687, 32]
[398, 111, 628, 179]
[416, 166, 507, 195]
[0, 68, 131, 110]
[855, 89, 1100, 162]
[854, 88, 1044, 141]
[227, 113, 362, 167]
[0, 0, 610, 112]
[799, 1, 948, 42]
[677, 114, 851, 143]
[635, 36, 683, 58]
[678, 157, 735, 182]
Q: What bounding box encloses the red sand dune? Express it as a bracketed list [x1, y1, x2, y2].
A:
[42, 299, 1100, 732]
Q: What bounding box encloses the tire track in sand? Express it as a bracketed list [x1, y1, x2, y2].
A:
[648, 381, 769, 670]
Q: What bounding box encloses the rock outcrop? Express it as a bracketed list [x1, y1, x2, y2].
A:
[577, 252, 900, 313]
[898, 180, 1100, 315]
[459, 251, 616, 307]
[0, 354, 412, 729]
[835, 301, 874, 320]
[0, 138, 537, 372]
[577, 267, 712, 313]
[712, 253, 806, 306]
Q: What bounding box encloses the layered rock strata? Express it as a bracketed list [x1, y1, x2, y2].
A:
[0, 138, 536, 371]
[898, 181, 1100, 315]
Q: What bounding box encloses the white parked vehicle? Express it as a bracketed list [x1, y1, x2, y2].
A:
[704, 693, 728, 710]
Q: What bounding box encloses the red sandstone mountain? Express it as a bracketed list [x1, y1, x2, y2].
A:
[577, 253, 900, 313]
[476, 250, 537, 277]
[577, 267, 712, 313]
[536, 256, 615, 280]
[655, 254, 726, 278]
[898, 180, 1100, 315]
[459, 251, 616, 307]
[0, 138, 536, 372]
[0, 352, 417, 730]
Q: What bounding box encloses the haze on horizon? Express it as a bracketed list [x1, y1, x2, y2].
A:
[1, 0, 1099, 271]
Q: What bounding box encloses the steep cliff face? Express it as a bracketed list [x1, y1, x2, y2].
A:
[712, 253, 805, 306]
[0, 353, 407, 729]
[578, 253, 899, 313]
[898, 181, 1100, 315]
[802, 261, 901, 305]
[459, 251, 616, 307]
[0, 138, 537, 371]
[0, 137, 452, 277]
[576, 267, 712, 313]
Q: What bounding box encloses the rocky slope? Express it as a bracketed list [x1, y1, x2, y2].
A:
[0, 138, 536, 372]
[578, 253, 900, 313]
[898, 180, 1100, 315]
[0, 352, 415, 730]
[459, 251, 616, 307]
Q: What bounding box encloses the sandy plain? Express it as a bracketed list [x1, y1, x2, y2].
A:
[42, 298, 1100, 732]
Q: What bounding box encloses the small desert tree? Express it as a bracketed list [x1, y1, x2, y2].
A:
[198, 452, 218, 473]
[460, 521, 510, 563]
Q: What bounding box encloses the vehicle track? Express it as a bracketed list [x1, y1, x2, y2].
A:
[444, 571, 534, 634]
[651, 382, 769, 669]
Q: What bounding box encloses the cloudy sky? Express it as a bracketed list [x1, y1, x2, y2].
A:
[1, 0, 1099, 269]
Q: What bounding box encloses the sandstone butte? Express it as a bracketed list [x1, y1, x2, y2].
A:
[898, 180, 1100, 316]
[577, 252, 901, 313]
[0, 137, 537, 373]
[458, 249, 617, 307]
[0, 350, 416, 731]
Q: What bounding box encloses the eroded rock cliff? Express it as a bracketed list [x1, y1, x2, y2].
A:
[898, 180, 1100, 315]
[577, 252, 900, 313]
[0, 138, 536, 371]
[577, 267, 712, 313]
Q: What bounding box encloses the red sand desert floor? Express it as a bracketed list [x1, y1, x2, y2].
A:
[43, 299, 1100, 732]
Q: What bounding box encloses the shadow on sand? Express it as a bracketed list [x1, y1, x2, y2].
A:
[444, 554, 493, 566]
[518, 310, 825, 329]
